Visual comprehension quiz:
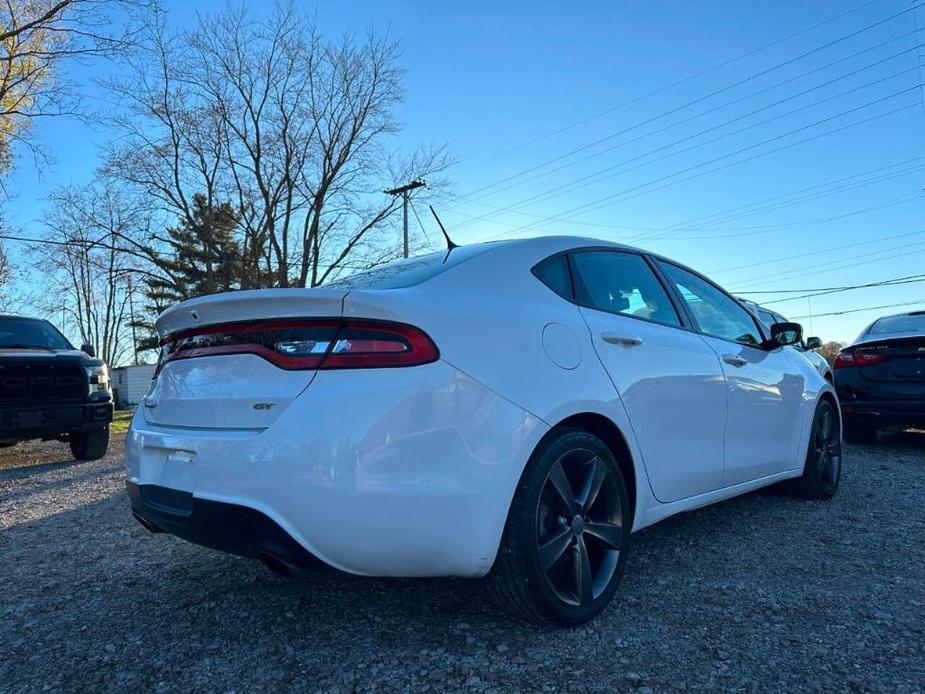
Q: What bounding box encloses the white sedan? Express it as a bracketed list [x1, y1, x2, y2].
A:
[126, 236, 841, 625]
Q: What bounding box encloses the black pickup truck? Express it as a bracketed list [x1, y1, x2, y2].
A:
[0, 315, 113, 460]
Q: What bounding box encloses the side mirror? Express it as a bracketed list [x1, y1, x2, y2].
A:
[81, 343, 96, 357]
[804, 336, 822, 350]
[769, 322, 803, 348]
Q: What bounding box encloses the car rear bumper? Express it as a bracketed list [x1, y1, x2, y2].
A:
[0, 401, 113, 440]
[840, 400, 925, 430]
[127, 481, 328, 573]
[124, 360, 547, 578]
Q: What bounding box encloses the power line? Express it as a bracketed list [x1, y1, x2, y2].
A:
[487, 91, 922, 240]
[408, 199, 432, 247]
[789, 298, 925, 319]
[456, 57, 923, 230]
[740, 273, 925, 294]
[456, 3, 923, 203]
[449, 0, 888, 176]
[915, 0, 925, 113]
[740, 273, 925, 303]
[730, 241, 925, 290]
[664, 190, 925, 242]
[622, 156, 925, 240]
[454, 32, 923, 219]
[445, 155, 925, 235]
[708, 220, 925, 275]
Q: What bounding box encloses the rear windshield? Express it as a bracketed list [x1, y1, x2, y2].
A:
[868, 313, 925, 335]
[0, 317, 73, 350]
[327, 244, 496, 290]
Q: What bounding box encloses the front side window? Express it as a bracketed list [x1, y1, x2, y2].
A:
[571, 251, 681, 327]
[658, 262, 762, 346]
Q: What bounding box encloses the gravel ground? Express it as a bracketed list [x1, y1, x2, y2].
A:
[1, 433, 923, 693]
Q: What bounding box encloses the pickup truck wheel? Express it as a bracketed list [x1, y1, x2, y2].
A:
[70, 427, 110, 461]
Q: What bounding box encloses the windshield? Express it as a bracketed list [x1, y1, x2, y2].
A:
[326, 243, 496, 290]
[0, 317, 73, 350]
[868, 313, 925, 335]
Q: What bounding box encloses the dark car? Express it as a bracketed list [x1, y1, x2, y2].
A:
[0, 315, 113, 459]
[834, 310, 925, 443]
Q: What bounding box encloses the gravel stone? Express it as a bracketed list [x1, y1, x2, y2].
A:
[1, 432, 924, 692]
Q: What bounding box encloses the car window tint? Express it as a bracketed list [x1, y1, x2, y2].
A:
[532, 255, 573, 301]
[658, 262, 761, 346]
[756, 309, 777, 329]
[571, 251, 681, 327]
[0, 317, 72, 350]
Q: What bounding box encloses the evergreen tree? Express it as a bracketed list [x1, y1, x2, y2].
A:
[133, 194, 243, 351]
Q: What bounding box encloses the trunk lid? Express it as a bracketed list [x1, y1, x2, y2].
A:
[146, 288, 347, 429]
[851, 335, 925, 387]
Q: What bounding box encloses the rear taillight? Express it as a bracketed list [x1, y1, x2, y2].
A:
[833, 351, 885, 369]
[154, 318, 438, 376]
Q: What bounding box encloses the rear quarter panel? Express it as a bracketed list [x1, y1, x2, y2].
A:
[342, 241, 654, 532]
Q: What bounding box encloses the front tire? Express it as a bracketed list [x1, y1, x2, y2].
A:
[69, 427, 110, 461]
[786, 400, 841, 500]
[488, 428, 630, 626]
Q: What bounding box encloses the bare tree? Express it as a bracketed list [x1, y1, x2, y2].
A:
[32, 182, 149, 365]
[0, 239, 8, 292]
[0, 0, 150, 177]
[102, 1, 451, 290]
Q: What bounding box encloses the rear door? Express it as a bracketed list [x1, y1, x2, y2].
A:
[571, 250, 727, 503]
[655, 261, 806, 484]
[145, 288, 348, 429]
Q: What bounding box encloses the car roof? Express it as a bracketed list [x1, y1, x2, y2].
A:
[468, 235, 672, 265]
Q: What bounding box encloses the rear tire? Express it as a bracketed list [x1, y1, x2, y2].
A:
[487, 428, 630, 626]
[69, 427, 109, 461]
[786, 400, 841, 500]
[843, 426, 877, 445]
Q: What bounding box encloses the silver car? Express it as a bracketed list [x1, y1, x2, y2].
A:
[738, 299, 833, 383]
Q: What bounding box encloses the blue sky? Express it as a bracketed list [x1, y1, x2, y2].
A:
[6, 0, 925, 343]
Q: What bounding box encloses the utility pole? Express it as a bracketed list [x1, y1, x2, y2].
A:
[127, 276, 139, 365]
[384, 179, 426, 258]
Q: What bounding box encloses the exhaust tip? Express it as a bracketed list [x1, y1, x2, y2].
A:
[132, 511, 162, 534]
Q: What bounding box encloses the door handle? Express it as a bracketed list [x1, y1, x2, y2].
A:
[601, 332, 643, 347]
[722, 354, 748, 367]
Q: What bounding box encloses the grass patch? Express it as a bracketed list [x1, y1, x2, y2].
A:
[111, 410, 134, 435]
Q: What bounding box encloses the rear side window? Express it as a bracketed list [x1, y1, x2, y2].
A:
[571, 251, 681, 327]
[868, 313, 925, 334]
[532, 255, 573, 301]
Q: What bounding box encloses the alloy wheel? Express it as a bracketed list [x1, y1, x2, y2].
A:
[536, 449, 624, 607]
[813, 405, 841, 489]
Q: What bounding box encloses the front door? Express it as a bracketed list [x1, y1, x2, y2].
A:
[570, 250, 727, 503]
[656, 261, 806, 485]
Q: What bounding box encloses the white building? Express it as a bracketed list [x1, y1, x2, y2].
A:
[111, 364, 156, 409]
